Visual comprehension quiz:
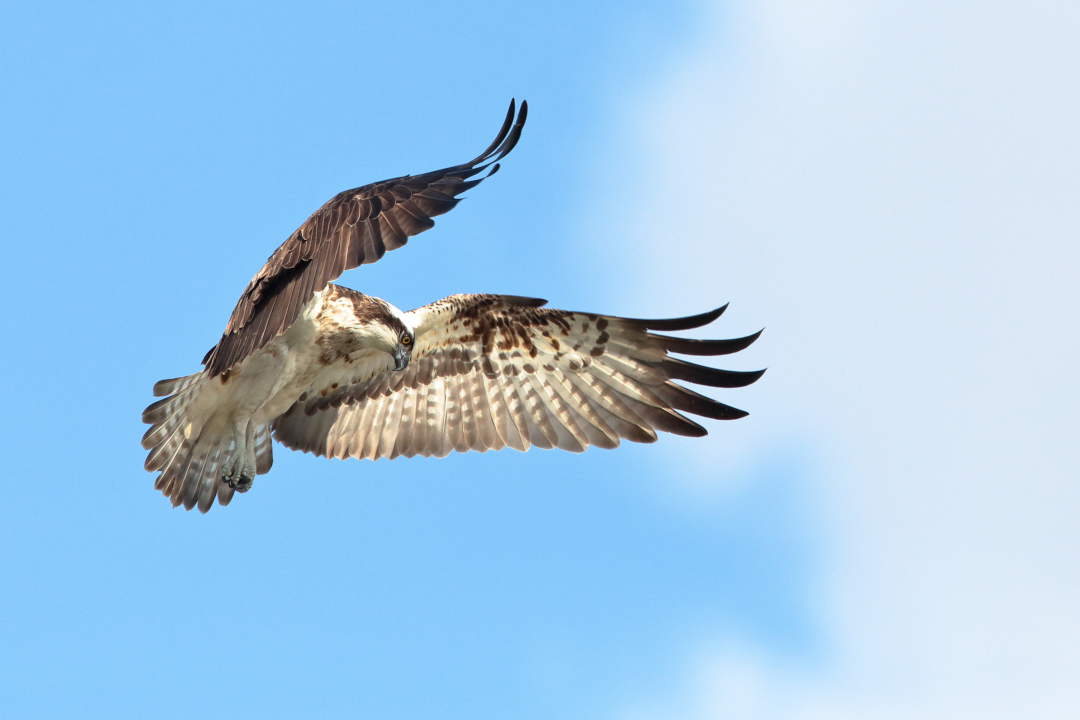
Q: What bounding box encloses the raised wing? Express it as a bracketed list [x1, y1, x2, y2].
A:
[270, 294, 764, 460]
[202, 100, 528, 377]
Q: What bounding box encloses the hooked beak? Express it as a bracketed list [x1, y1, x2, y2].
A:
[393, 346, 410, 371]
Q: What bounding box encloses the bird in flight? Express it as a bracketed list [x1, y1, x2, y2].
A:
[142, 100, 764, 512]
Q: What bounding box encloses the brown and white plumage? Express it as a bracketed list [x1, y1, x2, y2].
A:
[272, 294, 763, 460]
[142, 100, 764, 513]
[203, 100, 527, 378]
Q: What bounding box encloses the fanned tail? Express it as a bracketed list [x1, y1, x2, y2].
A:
[141, 372, 273, 513]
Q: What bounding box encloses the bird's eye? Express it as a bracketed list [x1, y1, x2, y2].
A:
[401, 335, 412, 345]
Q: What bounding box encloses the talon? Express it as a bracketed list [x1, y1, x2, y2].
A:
[224, 473, 254, 492]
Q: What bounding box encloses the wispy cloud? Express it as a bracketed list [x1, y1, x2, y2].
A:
[592, 0, 1080, 716]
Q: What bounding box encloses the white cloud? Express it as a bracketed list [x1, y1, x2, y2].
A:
[591, 0, 1080, 716]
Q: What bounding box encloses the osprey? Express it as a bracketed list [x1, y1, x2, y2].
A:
[142, 100, 764, 512]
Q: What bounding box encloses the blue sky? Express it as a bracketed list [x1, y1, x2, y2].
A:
[3, 1, 1078, 719]
[0, 2, 814, 719]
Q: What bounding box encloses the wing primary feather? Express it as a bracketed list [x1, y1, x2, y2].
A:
[659, 360, 766, 388]
[537, 375, 588, 452]
[652, 330, 764, 356]
[652, 383, 750, 420]
[584, 363, 667, 410]
[500, 295, 548, 307]
[467, 99, 516, 165]
[445, 177, 485, 194]
[547, 373, 620, 449]
[592, 403, 657, 444]
[567, 371, 653, 435]
[619, 304, 729, 331]
[620, 396, 709, 438]
[492, 100, 528, 162]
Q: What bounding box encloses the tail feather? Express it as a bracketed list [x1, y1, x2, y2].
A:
[143, 372, 273, 513]
[196, 445, 228, 513]
[143, 371, 224, 513]
[143, 372, 202, 463]
[253, 422, 274, 474]
[152, 437, 193, 490]
[141, 383, 207, 449]
[217, 480, 236, 507]
[183, 441, 226, 512]
[156, 433, 235, 512]
[172, 445, 203, 509]
[153, 373, 203, 397]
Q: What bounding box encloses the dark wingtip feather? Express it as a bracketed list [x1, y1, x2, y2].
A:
[656, 383, 751, 420]
[662, 360, 767, 388]
[470, 99, 516, 165]
[204, 100, 528, 379]
[469, 99, 527, 167]
[655, 329, 764, 357]
[628, 304, 729, 331]
[695, 400, 750, 420]
[660, 411, 709, 437]
[493, 100, 527, 162]
[500, 295, 548, 307]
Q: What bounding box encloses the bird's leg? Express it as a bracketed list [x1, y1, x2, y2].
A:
[222, 420, 257, 492]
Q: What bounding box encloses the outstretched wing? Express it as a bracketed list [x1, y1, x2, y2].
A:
[270, 294, 764, 460]
[203, 100, 528, 377]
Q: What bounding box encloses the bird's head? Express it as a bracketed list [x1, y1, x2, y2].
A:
[346, 295, 415, 371]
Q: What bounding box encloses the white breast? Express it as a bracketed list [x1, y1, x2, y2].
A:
[192, 290, 332, 432]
